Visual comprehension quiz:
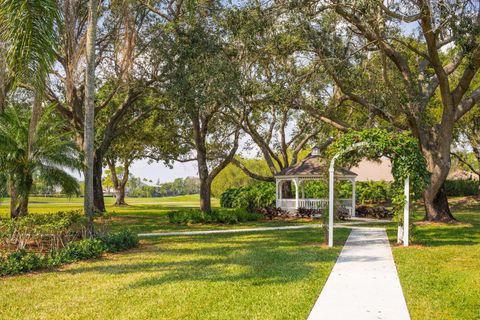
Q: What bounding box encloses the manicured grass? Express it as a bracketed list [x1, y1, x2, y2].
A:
[368, 197, 480, 320]
[0, 195, 317, 234]
[0, 228, 350, 320]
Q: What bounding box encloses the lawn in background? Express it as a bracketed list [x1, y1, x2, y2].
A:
[0, 228, 350, 320]
[0, 195, 318, 233]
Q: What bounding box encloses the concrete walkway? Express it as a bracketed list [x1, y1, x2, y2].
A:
[307, 228, 410, 320]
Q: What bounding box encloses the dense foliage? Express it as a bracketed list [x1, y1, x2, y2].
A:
[0, 239, 103, 276]
[99, 230, 139, 253]
[444, 180, 479, 197]
[220, 183, 276, 209]
[0, 210, 138, 276]
[168, 208, 263, 225]
[0, 105, 81, 217]
[330, 129, 429, 221]
[0, 211, 87, 252]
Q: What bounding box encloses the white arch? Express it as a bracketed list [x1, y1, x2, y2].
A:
[328, 142, 410, 247]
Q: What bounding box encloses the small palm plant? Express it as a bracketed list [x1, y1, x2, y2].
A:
[0, 104, 81, 218]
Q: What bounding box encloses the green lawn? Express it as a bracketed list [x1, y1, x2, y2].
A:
[0, 228, 350, 320]
[370, 197, 480, 320]
[0, 195, 317, 234]
[1, 195, 480, 319]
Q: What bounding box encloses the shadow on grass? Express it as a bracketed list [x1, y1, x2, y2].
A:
[386, 210, 480, 247]
[64, 229, 350, 288]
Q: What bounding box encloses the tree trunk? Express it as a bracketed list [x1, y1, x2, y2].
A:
[282, 181, 294, 199]
[83, 0, 98, 236]
[93, 154, 106, 212]
[114, 186, 127, 206]
[9, 181, 19, 219]
[423, 183, 455, 221]
[199, 178, 212, 212]
[420, 133, 456, 222]
[0, 43, 6, 111]
[473, 146, 480, 195]
[18, 196, 29, 217]
[28, 92, 43, 154]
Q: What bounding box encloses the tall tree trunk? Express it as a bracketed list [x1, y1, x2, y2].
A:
[199, 177, 212, 212]
[114, 185, 127, 206]
[282, 181, 293, 199]
[93, 154, 106, 212]
[420, 132, 456, 222]
[0, 43, 6, 111]
[472, 146, 480, 195]
[28, 92, 43, 154]
[18, 196, 29, 217]
[106, 156, 130, 206]
[83, 0, 98, 236]
[9, 181, 19, 219]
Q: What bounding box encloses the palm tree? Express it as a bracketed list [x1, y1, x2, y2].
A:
[84, 0, 98, 235]
[0, 104, 81, 218]
[0, 0, 62, 218]
[0, 0, 60, 128]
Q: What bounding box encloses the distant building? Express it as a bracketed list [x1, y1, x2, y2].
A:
[351, 157, 479, 182]
[351, 157, 393, 182]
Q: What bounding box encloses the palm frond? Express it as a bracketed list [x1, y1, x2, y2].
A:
[35, 164, 80, 196]
[0, 0, 60, 91]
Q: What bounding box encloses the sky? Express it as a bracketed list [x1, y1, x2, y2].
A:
[130, 160, 198, 183]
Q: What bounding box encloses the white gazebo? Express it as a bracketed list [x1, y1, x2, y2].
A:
[275, 147, 357, 216]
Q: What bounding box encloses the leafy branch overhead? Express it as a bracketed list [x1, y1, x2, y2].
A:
[329, 129, 429, 218]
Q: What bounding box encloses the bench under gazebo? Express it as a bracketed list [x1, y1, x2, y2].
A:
[275, 147, 357, 216]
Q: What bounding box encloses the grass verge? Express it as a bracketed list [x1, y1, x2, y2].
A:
[0, 228, 349, 320]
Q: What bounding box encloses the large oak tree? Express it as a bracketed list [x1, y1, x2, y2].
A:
[296, 0, 480, 221]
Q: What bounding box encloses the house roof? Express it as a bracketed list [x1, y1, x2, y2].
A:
[276, 155, 357, 177]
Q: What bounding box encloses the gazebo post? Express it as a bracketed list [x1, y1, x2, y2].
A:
[294, 178, 299, 210]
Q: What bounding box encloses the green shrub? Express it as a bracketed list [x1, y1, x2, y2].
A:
[168, 208, 262, 224]
[0, 239, 103, 276]
[356, 181, 392, 203]
[220, 183, 276, 209]
[0, 250, 45, 276]
[0, 228, 139, 276]
[99, 230, 139, 253]
[0, 210, 86, 252]
[58, 239, 105, 262]
[444, 180, 479, 197]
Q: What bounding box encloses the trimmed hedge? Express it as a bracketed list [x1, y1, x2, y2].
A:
[220, 183, 276, 209]
[220, 179, 479, 211]
[444, 180, 479, 197]
[168, 208, 263, 224]
[0, 229, 138, 277]
[99, 230, 139, 253]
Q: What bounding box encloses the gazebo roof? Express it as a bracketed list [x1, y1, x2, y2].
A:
[276, 155, 357, 178]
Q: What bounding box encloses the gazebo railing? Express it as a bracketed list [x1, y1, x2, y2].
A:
[276, 198, 354, 215]
[298, 199, 329, 209]
[276, 199, 297, 210]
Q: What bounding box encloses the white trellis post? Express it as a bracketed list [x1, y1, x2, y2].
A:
[328, 165, 335, 247]
[403, 176, 410, 247]
[352, 177, 356, 217]
[328, 142, 368, 247]
[397, 176, 410, 246]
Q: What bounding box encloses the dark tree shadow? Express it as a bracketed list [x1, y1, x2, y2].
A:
[64, 229, 351, 289]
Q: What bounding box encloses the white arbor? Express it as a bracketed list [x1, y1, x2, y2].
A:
[327, 142, 410, 247]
